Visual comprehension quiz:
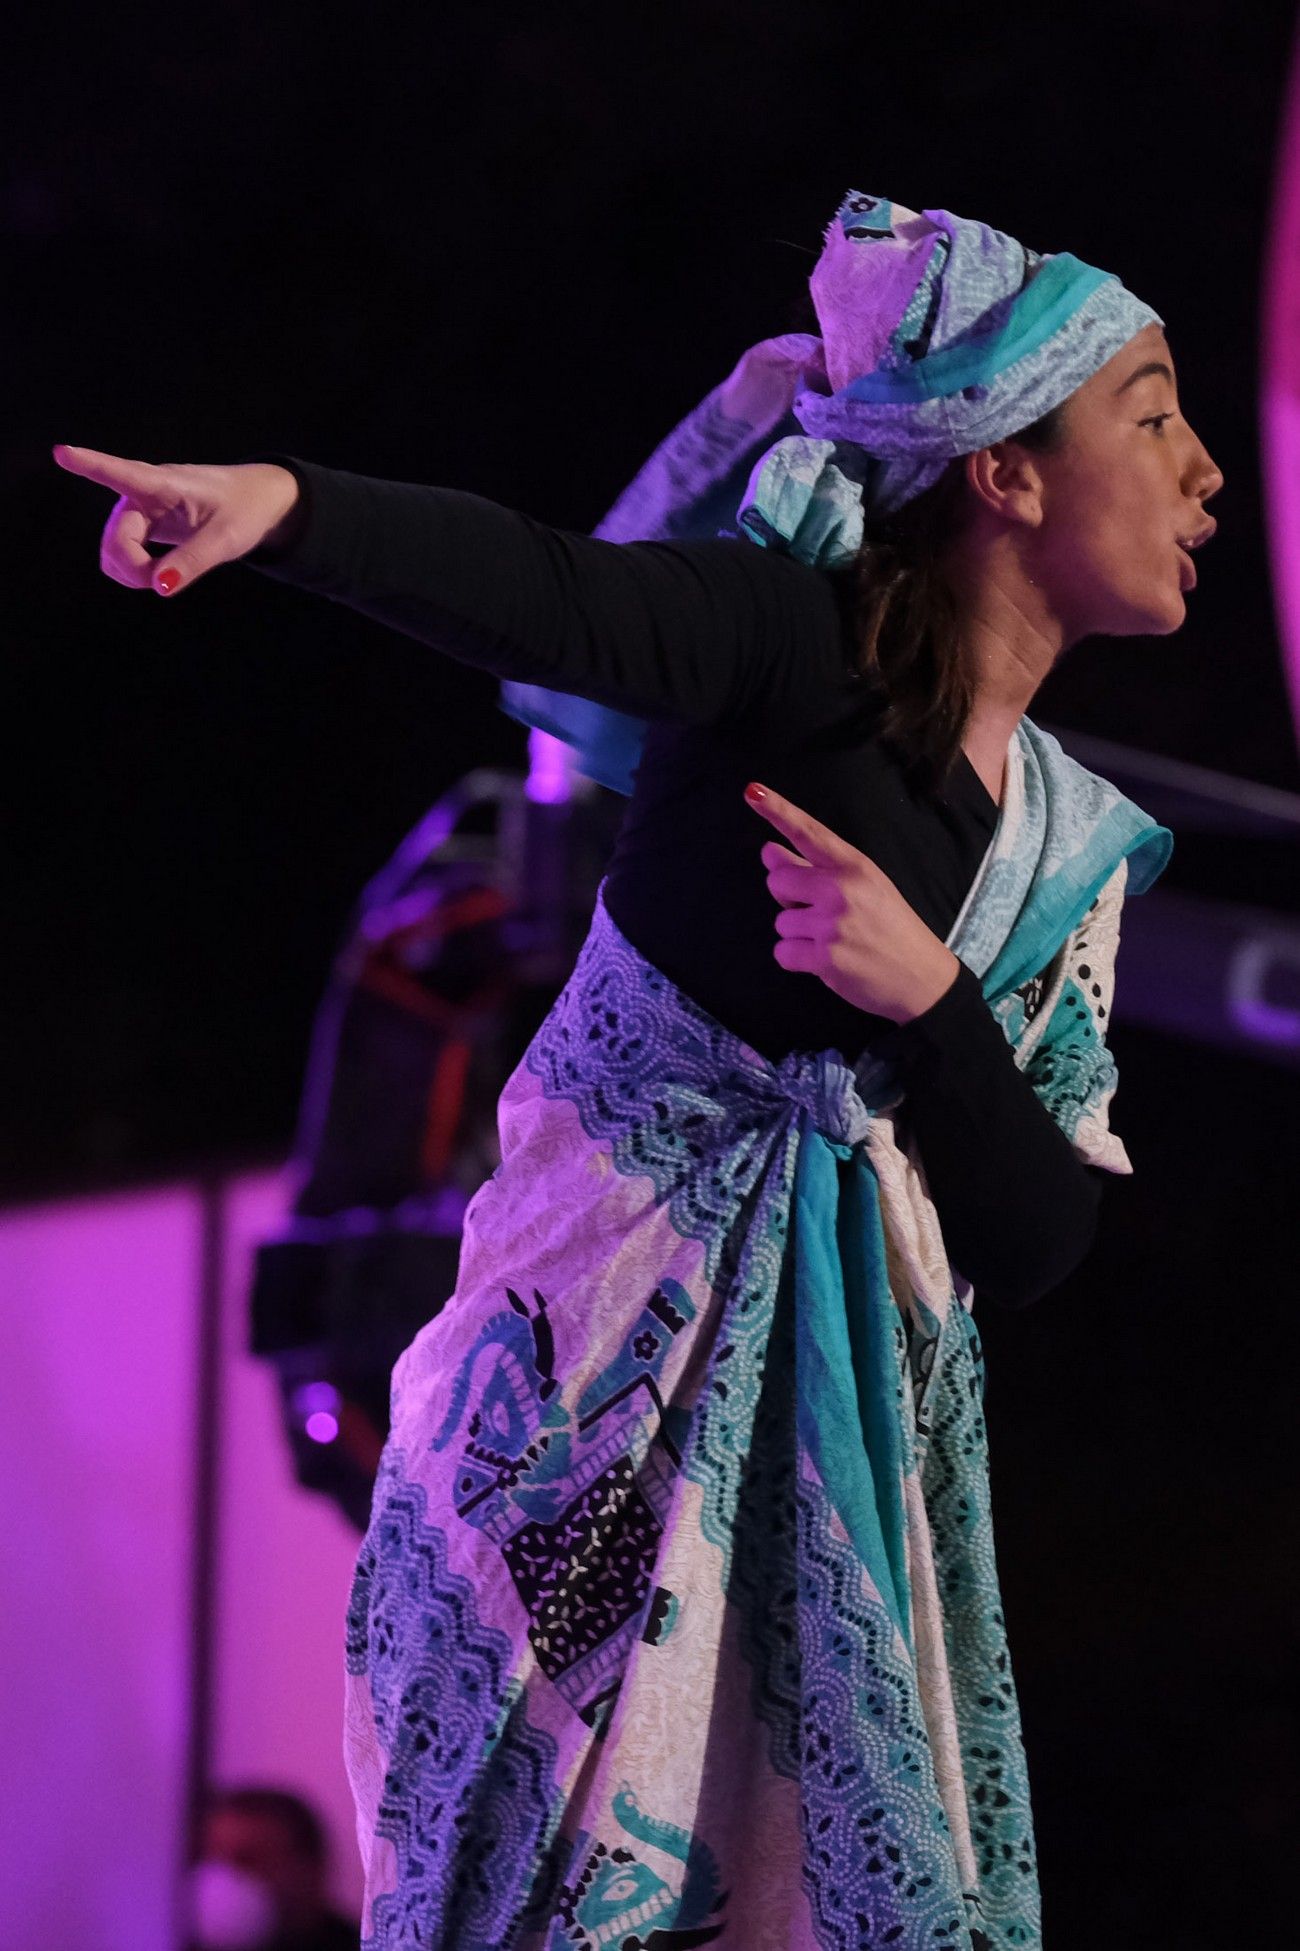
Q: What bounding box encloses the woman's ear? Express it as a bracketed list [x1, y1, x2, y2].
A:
[964, 442, 1047, 529]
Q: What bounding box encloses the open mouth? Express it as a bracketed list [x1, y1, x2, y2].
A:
[1176, 542, 1197, 589]
[1176, 524, 1214, 589]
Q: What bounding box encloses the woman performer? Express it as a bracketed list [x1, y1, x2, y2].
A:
[57, 194, 1220, 1951]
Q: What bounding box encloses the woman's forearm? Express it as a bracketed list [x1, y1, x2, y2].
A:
[250, 457, 839, 725]
[894, 963, 1102, 1308]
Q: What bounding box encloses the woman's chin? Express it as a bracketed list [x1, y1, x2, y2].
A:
[1154, 591, 1188, 634]
[1108, 592, 1186, 637]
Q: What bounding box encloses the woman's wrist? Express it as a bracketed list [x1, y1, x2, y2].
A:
[892, 945, 962, 1024]
[251, 464, 306, 556]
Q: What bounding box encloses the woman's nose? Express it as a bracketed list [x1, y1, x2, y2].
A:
[1187, 430, 1224, 503]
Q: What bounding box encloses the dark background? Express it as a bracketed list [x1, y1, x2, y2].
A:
[5, 2, 1298, 1942]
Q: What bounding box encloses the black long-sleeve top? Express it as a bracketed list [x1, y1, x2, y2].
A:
[252, 462, 1106, 1305]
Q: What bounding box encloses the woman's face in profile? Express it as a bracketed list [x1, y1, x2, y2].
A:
[1031, 322, 1223, 641]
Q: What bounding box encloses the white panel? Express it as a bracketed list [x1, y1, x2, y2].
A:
[209, 1169, 367, 1917]
[0, 1186, 202, 1951]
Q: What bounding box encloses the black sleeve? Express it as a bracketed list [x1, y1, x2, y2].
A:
[891, 962, 1102, 1309]
[249, 457, 843, 724]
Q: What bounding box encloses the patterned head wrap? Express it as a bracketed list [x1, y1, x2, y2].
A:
[504, 193, 1162, 789]
[742, 192, 1161, 562]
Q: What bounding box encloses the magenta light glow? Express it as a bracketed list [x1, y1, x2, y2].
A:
[292, 1381, 341, 1441]
[525, 727, 576, 805]
[1262, 17, 1300, 756]
[0, 1185, 201, 1951]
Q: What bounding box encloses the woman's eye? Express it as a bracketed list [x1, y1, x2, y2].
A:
[1141, 413, 1174, 435]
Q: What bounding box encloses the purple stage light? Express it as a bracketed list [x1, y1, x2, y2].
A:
[304, 1410, 340, 1445]
[1227, 933, 1300, 1049]
[525, 727, 575, 805]
[292, 1380, 340, 1417]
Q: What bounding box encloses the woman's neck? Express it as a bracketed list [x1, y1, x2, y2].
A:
[951, 544, 1068, 807]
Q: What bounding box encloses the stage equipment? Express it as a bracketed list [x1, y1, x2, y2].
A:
[249, 741, 620, 1529]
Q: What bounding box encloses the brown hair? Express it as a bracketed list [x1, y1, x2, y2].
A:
[852, 404, 1064, 783]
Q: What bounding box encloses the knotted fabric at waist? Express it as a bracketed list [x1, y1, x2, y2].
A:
[773, 1049, 880, 1149]
[522, 886, 947, 1308]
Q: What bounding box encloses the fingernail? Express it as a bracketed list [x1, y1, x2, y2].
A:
[744, 781, 768, 804]
[156, 568, 181, 596]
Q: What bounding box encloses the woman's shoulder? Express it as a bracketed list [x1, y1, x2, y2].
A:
[660, 530, 848, 606]
[693, 538, 862, 694]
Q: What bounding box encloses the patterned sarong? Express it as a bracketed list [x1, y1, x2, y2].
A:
[343, 721, 1169, 1950]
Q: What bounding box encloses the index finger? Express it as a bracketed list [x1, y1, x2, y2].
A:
[53, 444, 162, 500]
[743, 782, 861, 870]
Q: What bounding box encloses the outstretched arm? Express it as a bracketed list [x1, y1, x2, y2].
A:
[53, 446, 842, 726]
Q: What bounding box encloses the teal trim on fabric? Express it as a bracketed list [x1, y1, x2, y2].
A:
[969, 722, 1173, 1002]
[837, 1152, 910, 1642]
[793, 1129, 910, 1648]
[842, 255, 1110, 405]
[980, 829, 1171, 1003]
[1121, 824, 1173, 898]
[940, 720, 1172, 1006]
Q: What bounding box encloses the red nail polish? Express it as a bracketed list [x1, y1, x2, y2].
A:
[156, 568, 181, 596]
[744, 781, 768, 804]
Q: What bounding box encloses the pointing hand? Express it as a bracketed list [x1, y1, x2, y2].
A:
[52, 445, 301, 597]
[745, 782, 960, 1024]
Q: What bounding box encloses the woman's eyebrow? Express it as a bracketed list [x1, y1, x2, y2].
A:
[1114, 359, 1175, 395]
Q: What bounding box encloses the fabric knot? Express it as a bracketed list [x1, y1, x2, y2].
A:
[736, 436, 867, 571]
[776, 1049, 874, 1148]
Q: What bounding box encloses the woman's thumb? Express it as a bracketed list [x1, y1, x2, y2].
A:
[151, 531, 237, 597]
